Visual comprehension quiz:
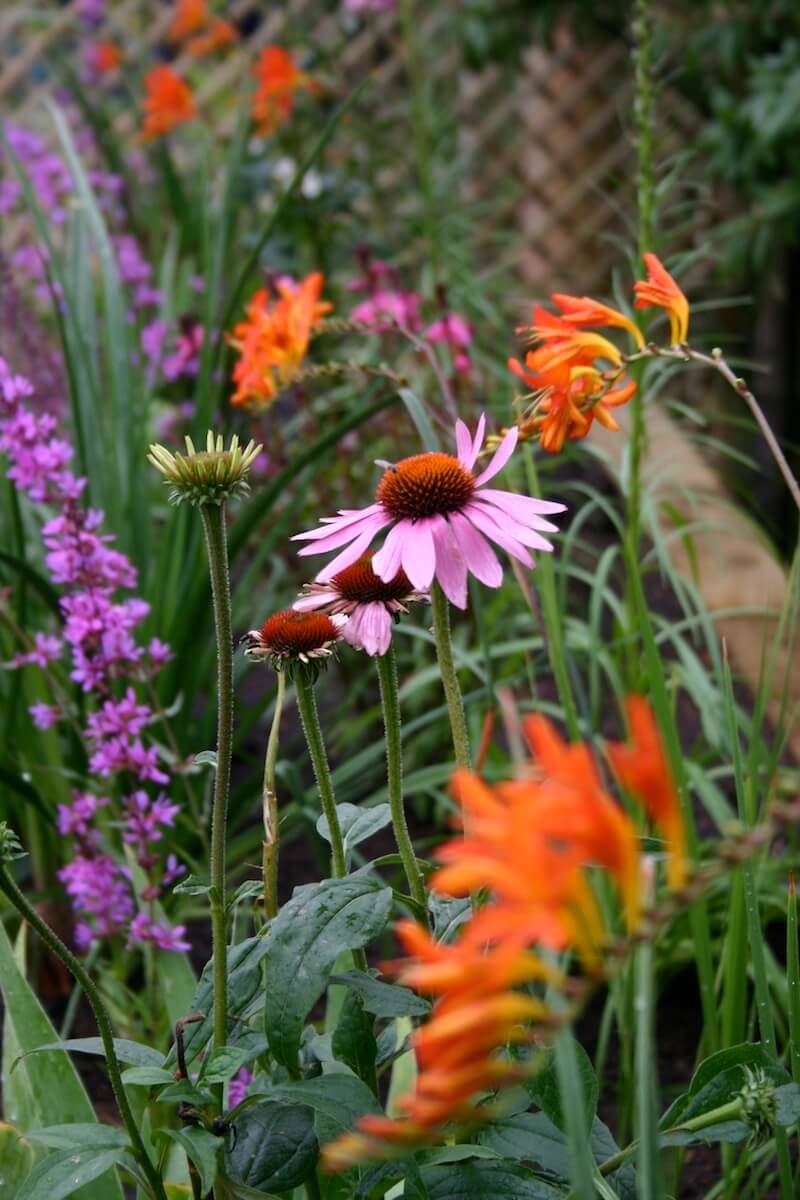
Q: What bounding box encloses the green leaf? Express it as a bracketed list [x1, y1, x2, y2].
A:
[398, 388, 441, 452]
[17, 1039, 164, 1070]
[775, 1082, 800, 1128]
[0, 1122, 34, 1198]
[413, 1160, 564, 1198]
[26, 1126, 129, 1152]
[216, 1180, 281, 1200]
[224, 1101, 318, 1192]
[120, 1066, 176, 1087]
[317, 803, 393, 868]
[173, 875, 212, 897]
[331, 970, 431, 1018]
[202, 1046, 249, 1084]
[526, 1037, 598, 1130]
[660, 1121, 748, 1149]
[0, 924, 123, 1200]
[17, 1148, 133, 1200]
[265, 1074, 382, 1143]
[264, 875, 392, 1070]
[661, 1043, 788, 1128]
[158, 1128, 223, 1197]
[332, 991, 377, 1084]
[192, 751, 218, 771]
[166, 935, 270, 1067]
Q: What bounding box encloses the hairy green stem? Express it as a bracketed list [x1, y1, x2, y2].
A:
[0, 867, 168, 1200]
[262, 671, 286, 919]
[199, 503, 233, 1070]
[376, 646, 428, 913]
[430, 581, 471, 769]
[595, 1098, 744, 1181]
[295, 669, 346, 878]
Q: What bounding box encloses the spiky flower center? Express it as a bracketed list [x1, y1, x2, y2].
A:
[259, 610, 340, 656]
[376, 452, 475, 520]
[332, 554, 412, 603]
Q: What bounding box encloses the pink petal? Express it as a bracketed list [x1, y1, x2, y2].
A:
[477, 487, 566, 517]
[296, 510, 391, 557]
[316, 526, 382, 582]
[463, 503, 534, 568]
[292, 504, 384, 543]
[293, 590, 339, 612]
[400, 517, 437, 590]
[372, 521, 406, 582]
[449, 511, 503, 588]
[466, 413, 486, 470]
[432, 519, 468, 608]
[474, 426, 519, 487]
[343, 602, 392, 656]
[455, 419, 473, 467]
[469, 498, 555, 550]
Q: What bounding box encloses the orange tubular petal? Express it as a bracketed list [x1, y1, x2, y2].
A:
[633, 253, 690, 344]
[552, 292, 645, 349]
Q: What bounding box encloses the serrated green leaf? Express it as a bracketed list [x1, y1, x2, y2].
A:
[224, 1101, 318, 1192]
[264, 875, 392, 1069]
[317, 803, 392, 868]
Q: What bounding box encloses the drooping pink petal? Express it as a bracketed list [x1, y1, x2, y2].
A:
[315, 525, 383, 582]
[477, 487, 566, 517]
[455, 419, 473, 467]
[293, 590, 339, 612]
[292, 504, 385, 542]
[343, 602, 393, 656]
[372, 520, 406, 582]
[474, 425, 519, 487]
[432, 519, 468, 608]
[296, 510, 391, 557]
[468, 497, 555, 551]
[448, 511, 503, 588]
[472, 489, 562, 531]
[466, 413, 486, 470]
[463, 503, 534, 568]
[400, 517, 437, 590]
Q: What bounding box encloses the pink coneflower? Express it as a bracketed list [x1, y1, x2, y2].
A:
[244, 609, 347, 668]
[294, 553, 425, 657]
[292, 416, 565, 609]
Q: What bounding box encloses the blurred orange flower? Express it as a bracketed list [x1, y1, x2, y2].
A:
[187, 17, 238, 57]
[228, 273, 332, 411]
[251, 46, 316, 134]
[168, 0, 208, 43]
[141, 66, 196, 139]
[634, 252, 689, 345]
[606, 696, 688, 889]
[87, 40, 122, 75]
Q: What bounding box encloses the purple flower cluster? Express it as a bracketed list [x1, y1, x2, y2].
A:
[0, 357, 188, 954]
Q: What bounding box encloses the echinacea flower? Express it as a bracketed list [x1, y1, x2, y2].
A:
[294, 553, 425, 656]
[228, 273, 331, 411]
[244, 609, 347, 671]
[606, 696, 687, 889]
[634, 252, 689, 345]
[141, 66, 196, 140]
[148, 431, 261, 506]
[292, 416, 565, 608]
[251, 46, 316, 135]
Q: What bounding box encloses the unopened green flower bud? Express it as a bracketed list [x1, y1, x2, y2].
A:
[0, 822, 26, 865]
[739, 1066, 777, 1147]
[148, 431, 262, 507]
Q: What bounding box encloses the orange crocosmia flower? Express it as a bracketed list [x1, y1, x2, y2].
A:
[633, 252, 690, 345]
[168, 0, 208, 43]
[187, 17, 238, 57]
[141, 66, 196, 139]
[525, 305, 624, 370]
[551, 293, 644, 349]
[251, 46, 316, 134]
[228, 272, 332, 411]
[606, 696, 688, 889]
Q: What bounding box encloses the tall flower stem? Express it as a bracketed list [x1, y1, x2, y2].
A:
[262, 670, 286, 919]
[199, 503, 233, 1066]
[430, 581, 471, 769]
[375, 646, 428, 914]
[0, 867, 168, 1200]
[295, 669, 346, 879]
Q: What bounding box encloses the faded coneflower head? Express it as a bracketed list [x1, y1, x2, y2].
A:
[633, 251, 690, 345]
[141, 65, 196, 140]
[148, 431, 262, 506]
[292, 416, 565, 608]
[321, 699, 688, 1168]
[294, 553, 425, 657]
[251, 46, 317, 135]
[228, 273, 332, 411]
[244, 609, 347, 673]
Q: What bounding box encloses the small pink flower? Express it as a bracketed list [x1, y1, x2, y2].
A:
[292, 416, 565, 608]
[294, 552, 425, 656]
[228, 1067, 253, 1109]
[29, 702, 63, 730]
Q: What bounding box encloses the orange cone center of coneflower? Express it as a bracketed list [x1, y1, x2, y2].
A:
[259, 610, 339, 655]
[332, 554, 412, 603]
[377, 453, 475, 520]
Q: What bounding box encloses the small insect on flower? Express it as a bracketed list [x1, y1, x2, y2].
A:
[148, 431, 262, 507]
[294, 552, 426, 657]
[141, 65, 196, 140]
[293, 415, 565, 608]
[244, 609, 348, 675]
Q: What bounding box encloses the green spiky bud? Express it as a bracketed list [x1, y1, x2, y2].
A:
[0, 822, 26, 865]
[148, 431, 262, 507]
[739, 1066, 778, 1147]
